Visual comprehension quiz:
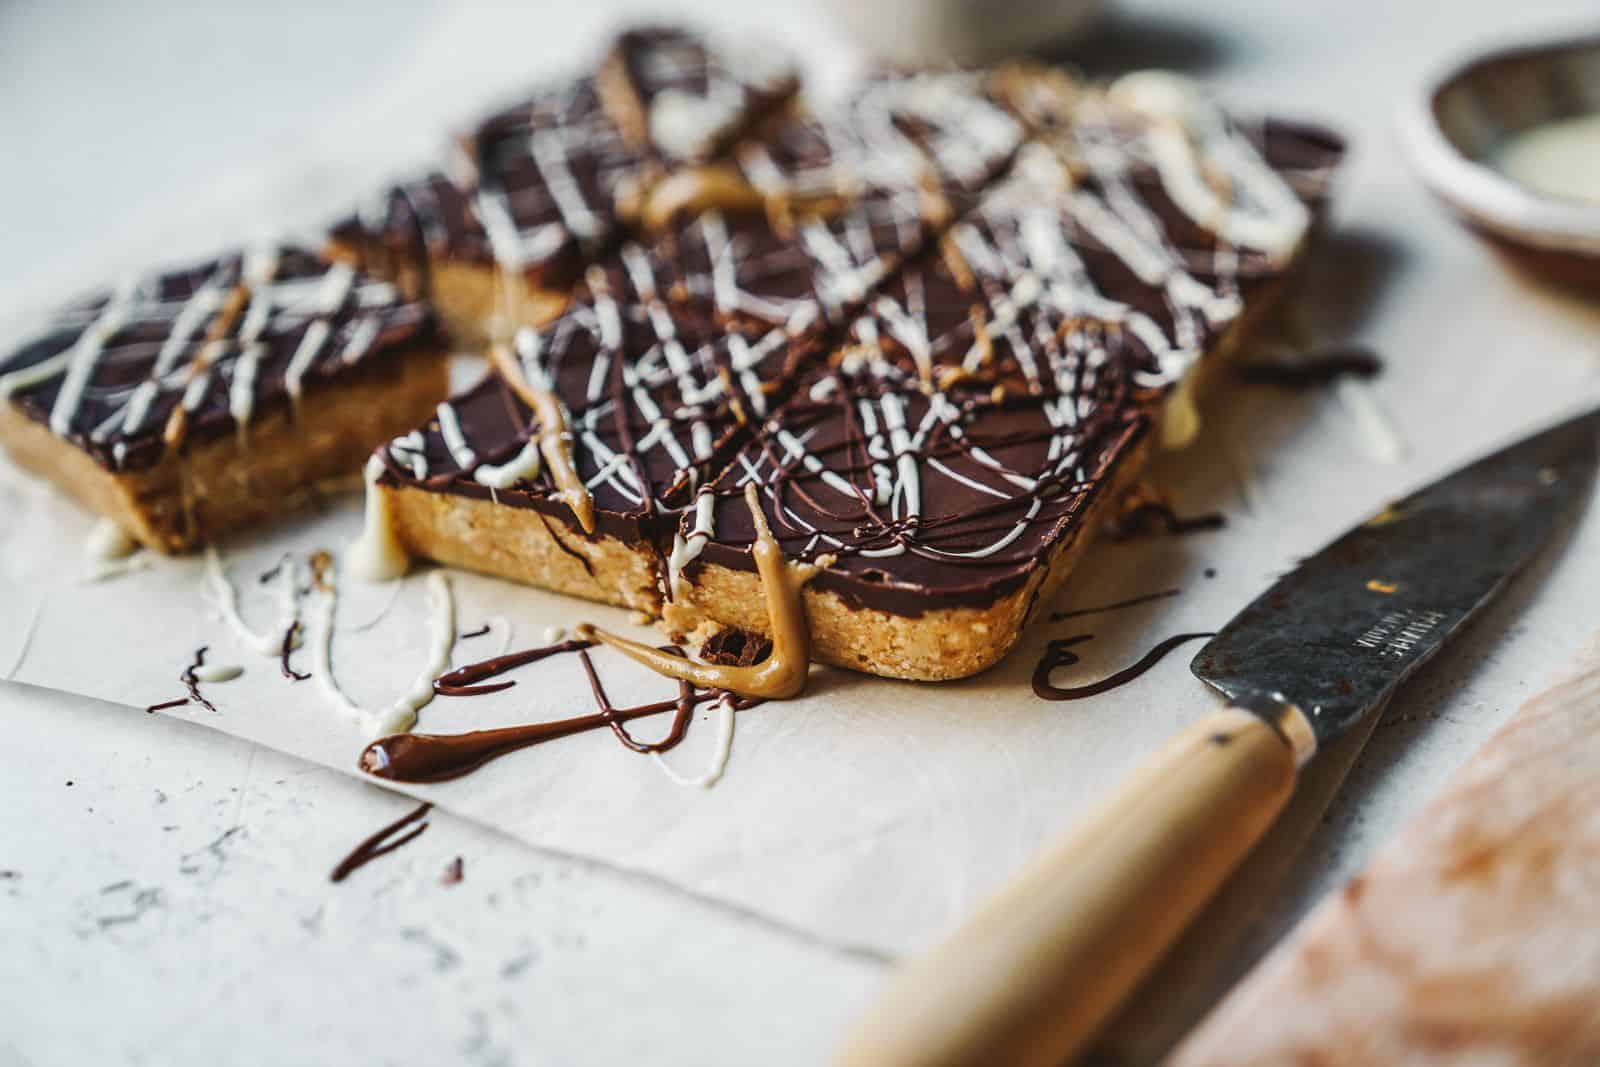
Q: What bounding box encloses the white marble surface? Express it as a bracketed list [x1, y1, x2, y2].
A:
[4, 0, 1599, 1064]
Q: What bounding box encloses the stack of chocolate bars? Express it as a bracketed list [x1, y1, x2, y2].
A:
[0, 27, 1344, 680]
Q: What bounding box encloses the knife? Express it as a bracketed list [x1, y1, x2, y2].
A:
[838, 408, 1599, 1067]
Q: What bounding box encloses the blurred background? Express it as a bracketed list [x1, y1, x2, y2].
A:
[4, 0, 1592, 315]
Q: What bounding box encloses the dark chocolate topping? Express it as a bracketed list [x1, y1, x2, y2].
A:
[362, 637, 756, 783]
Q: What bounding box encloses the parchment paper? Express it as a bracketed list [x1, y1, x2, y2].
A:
[4, 0, 1599, 959]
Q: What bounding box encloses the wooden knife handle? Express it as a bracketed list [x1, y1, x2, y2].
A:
[837, 708, 1298, 1067]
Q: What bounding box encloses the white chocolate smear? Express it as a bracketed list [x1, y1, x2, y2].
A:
[347, 454, 411, 582]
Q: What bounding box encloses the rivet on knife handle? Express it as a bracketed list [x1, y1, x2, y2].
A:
[837, 705, 1304, 1067]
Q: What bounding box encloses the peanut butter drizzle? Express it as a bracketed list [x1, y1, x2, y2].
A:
[594, 50, 653, 157]
[309, 549, 334, 592]
[488, 343, 597, 535]
[161, 283, 254, 451]
[641, 164, 768, 230]
[576, 484, 824, 700]
[639, 163, 851, 233]
[938, 232, 977, 292]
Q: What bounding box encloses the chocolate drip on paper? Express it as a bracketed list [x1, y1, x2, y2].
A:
[1032, 632, 1214, 701]
[329, 802, 432, 883]
[433, 639, 594, 697]
[365, 638, 754, 783]
[280, 622, 309, 682]
[1050, 587, 1182, 622]
[1239, 345, 1383, 388]
[181, 646, 218, 713]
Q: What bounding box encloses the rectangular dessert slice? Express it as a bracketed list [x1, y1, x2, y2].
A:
[359, 280, 815, 610]
[0, 247, 449, 553]
[325, 27, 800, 347]
[663, 76, 1347, 680]
[595, 25, 800, 167]
[324, 171, 512, 343]
[325, 77, 637, 346]
[638, 71, 1026, 336]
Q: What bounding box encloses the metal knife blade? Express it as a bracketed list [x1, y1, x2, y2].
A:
[1193, 408, 1598, 750]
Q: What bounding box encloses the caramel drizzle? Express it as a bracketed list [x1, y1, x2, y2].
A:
[577, 484, 823, 699]
[488, 342, 597, 535]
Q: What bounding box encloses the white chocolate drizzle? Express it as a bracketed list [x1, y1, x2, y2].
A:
[650, 692, 737, 789]
[190, 663, 243, 684]
[204, 546, 302, 658]
[308, 563, 455, 737]
[435, 401, 477, 470]
[79, 518, 148, 583]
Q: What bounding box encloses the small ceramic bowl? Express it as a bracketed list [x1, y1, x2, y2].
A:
[1399, 30, 1600, 285]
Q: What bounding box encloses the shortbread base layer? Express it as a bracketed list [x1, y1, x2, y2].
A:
[0, 345, 449, 554]
[383, 485, 662, 613]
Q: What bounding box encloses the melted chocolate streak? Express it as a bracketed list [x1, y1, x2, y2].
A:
[433, 639, 594, 696]
[329, 802, 432, 883]
[258, 554, 291, 585]
[458, 624, 492, 641]
[365, 639, 756, 783]
[1050, 587, 1181, 622]
[1238, 345, 1383, 388]
[146, 646, 221, 713]
[1110, 503, 1226, 541]
[1032, 632, 1214, 701]
[280, 622, 310, 682]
